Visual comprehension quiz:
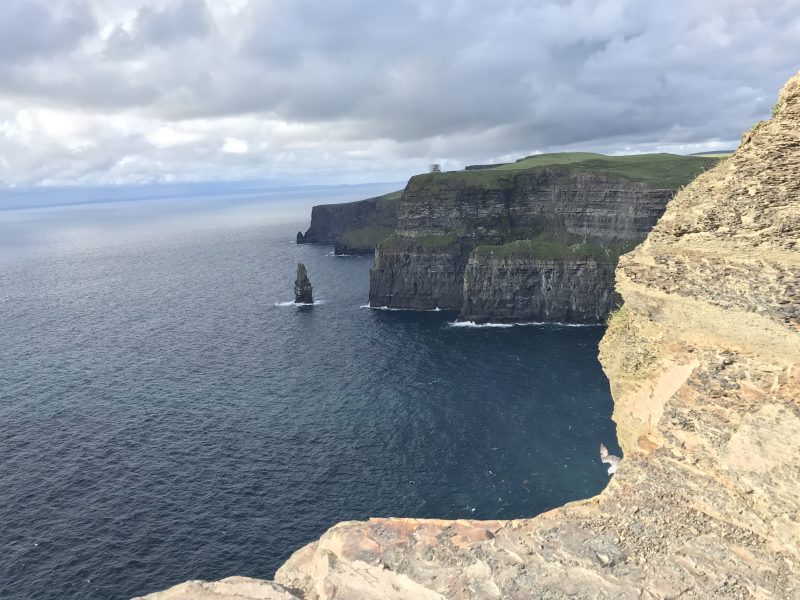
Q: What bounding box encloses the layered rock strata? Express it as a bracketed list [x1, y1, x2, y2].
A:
[138, 72, 800, 600]
[461, 254, 620, 323]
[370, 169, 674, 320]
[368, 238, 472, 309]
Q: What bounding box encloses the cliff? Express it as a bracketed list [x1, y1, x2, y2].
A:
[368, 234, 471, 309]
[460, 243, 624, 323]
[296, 191, 400, 255]
[137, 72, 800, 600]
[370, 156, 716, 320]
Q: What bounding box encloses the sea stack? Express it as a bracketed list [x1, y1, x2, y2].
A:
[294, 263, 313, 304]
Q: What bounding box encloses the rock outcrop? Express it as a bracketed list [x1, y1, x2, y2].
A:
[137, 73, 799, 599]
[369, 162, 710, 321]
[294, 263, 313, 304]
[296, 193, 399, 255]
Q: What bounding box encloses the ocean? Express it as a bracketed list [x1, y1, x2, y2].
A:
[0, 184, 620, 600]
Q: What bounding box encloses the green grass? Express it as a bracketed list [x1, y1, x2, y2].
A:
[337, 190, 402, 250]
[380, 233, 458, 251]
[410, 152, 722, 191]
[690, 152, 733, 158]
[407, 169, 517, 191]
[492, 152, 608, 170]
[378, 190, 403, 202]
[341, 225, 396, 249]
[497, 153, 720, 189]
[472, 232, 642, 263]
[414, 233, 458, 248]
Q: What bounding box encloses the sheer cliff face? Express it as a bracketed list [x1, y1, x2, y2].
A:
[298, 201, 373, 243]
[137, 74, 799, 600]
[370, 170, 673, 320]
[461, 256, 620, 323]
[297, 195, 399, 255]
[396, 169, 673, 241]
[369, 240, 470, 309]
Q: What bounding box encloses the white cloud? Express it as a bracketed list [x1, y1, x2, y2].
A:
[222, 137, 249, 154]
[148, 126, 203, 147]
[0, 0, 798, 187]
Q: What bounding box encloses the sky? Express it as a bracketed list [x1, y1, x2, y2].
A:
[0, 0, 799, 188]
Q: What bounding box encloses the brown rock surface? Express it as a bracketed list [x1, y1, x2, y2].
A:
[131, 576, 300, 599]
[137, 73, 800, 600]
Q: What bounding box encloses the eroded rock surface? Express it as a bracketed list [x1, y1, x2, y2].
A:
[294, 263, 313, 304]
[138, 73, 799, 599]
[132, 577, 300, 600]
[461, 255, 620, 323]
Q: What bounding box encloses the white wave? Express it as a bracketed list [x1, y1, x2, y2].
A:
[274, 300, 325, 306]
[360, 304, 406, 311]
[448, 320, 603, 328]
[448, 321, 514, 328]
[360, 304, 446, 312]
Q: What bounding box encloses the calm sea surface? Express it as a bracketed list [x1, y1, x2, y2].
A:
[0, 184, 620, 600]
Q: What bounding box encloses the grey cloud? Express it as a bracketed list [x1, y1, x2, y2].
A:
[105, 0, 210, 57]
[1, 0, 800, 186]
[218, 0, 799, 150]
[0, 1, 95, 63]
[135, 0, 209, 45]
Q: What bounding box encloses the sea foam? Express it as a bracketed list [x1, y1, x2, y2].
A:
[448, 320, 603, 329]
[360, 304, 444, 312]
[274, 300, 325, 306]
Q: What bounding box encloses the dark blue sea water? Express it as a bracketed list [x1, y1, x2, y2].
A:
[0, 185, 620, 600]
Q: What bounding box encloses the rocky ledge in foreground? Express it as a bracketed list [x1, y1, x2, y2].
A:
[137, 72, 800, 599]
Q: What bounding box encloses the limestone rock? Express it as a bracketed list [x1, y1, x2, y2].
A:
[294, 263, 313, 304]
[131, 576, 300, 600]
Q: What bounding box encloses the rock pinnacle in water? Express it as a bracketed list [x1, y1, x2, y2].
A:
[294, 263, 313, 304]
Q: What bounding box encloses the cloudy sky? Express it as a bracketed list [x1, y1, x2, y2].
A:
[0, 0, 798, 187]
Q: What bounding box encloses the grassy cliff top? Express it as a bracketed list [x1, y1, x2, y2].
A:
[376, 189, 402, 203]
[380, 232, 458, 251]
[408, 152, 722, 191]
[472, 232, 642, 263]
[336, 190, 402, 250]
